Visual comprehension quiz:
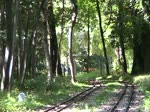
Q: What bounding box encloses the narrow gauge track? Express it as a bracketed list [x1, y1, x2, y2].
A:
[110, 83, 135, 112]
[44, 84, 102, 112]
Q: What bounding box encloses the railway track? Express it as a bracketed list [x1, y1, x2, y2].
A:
[109, 83, 135, 112]
[37, 81, 141, 112]
[99, 82, 135, 112]
[43, 83, 102, 112]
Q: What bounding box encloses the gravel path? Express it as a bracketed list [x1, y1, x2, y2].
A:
[98, 86, 144, 112]
[36, 83, 144, 112]
[60, 85, 144, 112]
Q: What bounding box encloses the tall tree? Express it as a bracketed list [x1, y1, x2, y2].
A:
[0, 0, 5, 81]
[28, 1, 42, 78]
[86, 8, 90, 73]
[68, 0, 77, 83]
[56, 0, 65, 76]
[118, 0, 127, 73]
[1, 0, 17, 91]
[131, 0, 150, 74]
[96, 0, 110, 75]
[17, 0, 22, 80]
[48, 0, 62, 76]
[42, 0, 53, 82]
[20, 18, 29, 89]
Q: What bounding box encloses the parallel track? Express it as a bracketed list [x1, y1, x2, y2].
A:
[110, 83, 135, 112]
[44, 84, 102, 112]
[38, 81, 136, 112]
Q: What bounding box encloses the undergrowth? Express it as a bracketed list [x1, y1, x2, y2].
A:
[0, 75, 83, 111]
[0, 71, 149, 111]
[133, 74, 150, 111]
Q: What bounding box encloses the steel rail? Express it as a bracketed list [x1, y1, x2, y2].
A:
[110, 82, 127, 112]
[125, 84, 135, 112]
[110, 83, 135, 112]
[44, 84, 101, 112]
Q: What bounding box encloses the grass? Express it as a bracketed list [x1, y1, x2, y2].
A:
[0, 71, 103, 111]
[68, 82, 123, 111]
[0, 71, 149, 111]
[0, 76, 84, 111]
[133, 74, 150, 111]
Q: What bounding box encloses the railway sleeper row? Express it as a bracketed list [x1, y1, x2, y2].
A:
[38, 82, 137, 112]
[109, 83, 135, 112]
[44, 83, 102, 112]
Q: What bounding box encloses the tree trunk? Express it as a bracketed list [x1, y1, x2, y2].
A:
[87, 9, 90, 73]
[17, 0, 22, 81]
[119, 37, 127, 73]
[96, 0, 110, 75]
[118, 0, 127, 74]
[28, 0, 45, 78]
[131, 37, 144, 74]
[1, 0, 17, 91]
[48, 0, 62, 76]
[56, 0, 65, 76]
[131, 22, 150, 74]
[42, 0, 53, 82]
[68, 0, 77, 83]
[20, 19, 29, 89]
[0, 0, 5, 81]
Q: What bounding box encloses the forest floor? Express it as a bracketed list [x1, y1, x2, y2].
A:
[60, 83, 144, 112]
[41, 73, 150, 112]
[38, 81, 145, 112]
[1, 72, 149, 112]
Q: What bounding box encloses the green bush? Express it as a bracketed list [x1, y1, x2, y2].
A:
[133, 75, 150, 111]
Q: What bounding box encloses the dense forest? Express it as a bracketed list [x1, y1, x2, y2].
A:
[0, 0, 150, 111]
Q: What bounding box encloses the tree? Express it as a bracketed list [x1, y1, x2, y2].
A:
[96, 0, 110, 75]
[1, 0, 17, 91]
[86, 8, 90, 73]
[0, 0, 5, 82]
[57, 0, 65, 76]
[48, 0, 62, 76]
[20, 18, 29, 89]
[68, 0, 77, 83]
[131, 0, 150, 74]
[118, 0, 127, 73]
[42, 0, 53, 82]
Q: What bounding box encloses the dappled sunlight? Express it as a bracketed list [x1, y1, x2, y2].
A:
[106, 82, 123, 86]
[73, 82, 91, 88]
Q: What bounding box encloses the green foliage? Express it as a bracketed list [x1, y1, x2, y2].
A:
[76, 71, 101, 82]
[133, 75, 150, 111]
[24, 75, 47, 91]
[134, 75, 150, 92]
[0, 72, 108, 111]
[0, 75, 84, 111]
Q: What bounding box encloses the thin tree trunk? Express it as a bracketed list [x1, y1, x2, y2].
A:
[0, 0, 5, 82]
[28, 0, 45, 78]
[1, 0, 17, 91]
[118, 1, 127, 73]
[87, 9, 90, 73]
[68, 0, 77, 83]
[20, 19, 29, 89]
[48, 0, 62, 76]
[42, 0, 53, 82]
[17, 0, 22, 81]
[56, 0, 65, 76]
[0, 40, 3, 78]
[119, 38, 127, 73]
[96, 0, 110, 75]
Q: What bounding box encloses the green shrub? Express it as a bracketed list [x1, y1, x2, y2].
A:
[133, 75, 150, 111]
